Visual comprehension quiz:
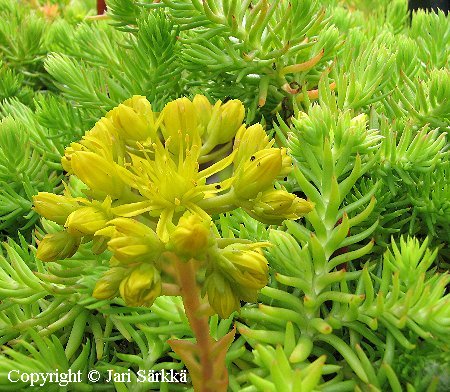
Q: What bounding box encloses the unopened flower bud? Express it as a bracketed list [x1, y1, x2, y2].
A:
[93, 267, 128, 299]
[203, 100, 245, 152]
[107, 95, 156, 141]
[167, 213, 212, 259]
[234, 148, 282, 199]
[82, 117, 122, 159]
[192, 95, 212, 133]
[61, 142, 84, 173]
[260, 189, 298, 210]
[33, 192, 79, 225]
[246, 189, 314, 224]
[279, 148, 293, 177]
[70, 151, 126, 198]
[65, 206, 111, 236]
[119, 264, 161, 307]
[162, 97, 200, 150]
[219, 247, 268, 289]
[204, 272, 240, 318]
[216, 100, 245, 145]
[103, 218, 164, 264]
[36, 231, 81, 262]
[233, 123, 272, 165]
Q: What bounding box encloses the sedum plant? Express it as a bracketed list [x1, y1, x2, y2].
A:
[107, 0, 340, 117]
[226, 97, 449, 391]
[0, 0, 99, 239]
[0, 1, 448, 391]
[32, 94, 312, 391]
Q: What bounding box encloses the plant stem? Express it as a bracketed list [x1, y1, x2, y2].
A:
[197, 190, 236, 213]
[172, 256, 216, 392]
[97, 0, 106, 15]
[161, 283, 181, 296]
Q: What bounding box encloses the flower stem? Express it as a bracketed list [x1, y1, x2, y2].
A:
[161, 283, 181, 296]
[197, 191, 236, 213]
[170, 254, 220, 392]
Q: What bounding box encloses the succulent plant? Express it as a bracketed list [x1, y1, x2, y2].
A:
[0, 1, 448, 391]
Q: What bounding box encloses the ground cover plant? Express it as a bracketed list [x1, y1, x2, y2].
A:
[0, 0, 448, 391]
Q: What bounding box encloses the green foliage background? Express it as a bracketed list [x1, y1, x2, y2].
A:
[0, 0, 448, 391]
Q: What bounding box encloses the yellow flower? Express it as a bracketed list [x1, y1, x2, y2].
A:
[116, 137, 234, 242]
[61, 142, 84, 173]
[204, 271, 240, 318]
[233, 123, 272, 165]
[244, 189, 314, 224]
[192, 94, 212, 132]
[65, 205, 111, 236]
[70, 151, 127, 198]
[33, 192, 79, 225]
[93, 267, 128, 299]
[62, 117, 123, 173]
[36, 231, 81, 262]
[119, 264, 161, 307]
[98, 218, 164, 264]
[233, 148, 282, 199]
[203, 99, 245, 150]
[219, 247, 269, 290]
[217, 100, 245, 143]
[81, 117, 125, 161]
[279, 147, 293, 178]
[107, 96, 158, 141]
[33, 96, 310, 296]
[167, 213, 212, 259]
[161, 97, 201, 154]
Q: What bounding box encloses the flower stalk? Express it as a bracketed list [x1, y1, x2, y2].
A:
[167, 253, 232, 392]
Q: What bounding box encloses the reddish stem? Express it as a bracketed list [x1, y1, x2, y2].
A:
[97, 0, 107, 15]
[173, 258, 215, 391]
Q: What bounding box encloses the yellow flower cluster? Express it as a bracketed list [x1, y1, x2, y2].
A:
[33, 95, 313, 316]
